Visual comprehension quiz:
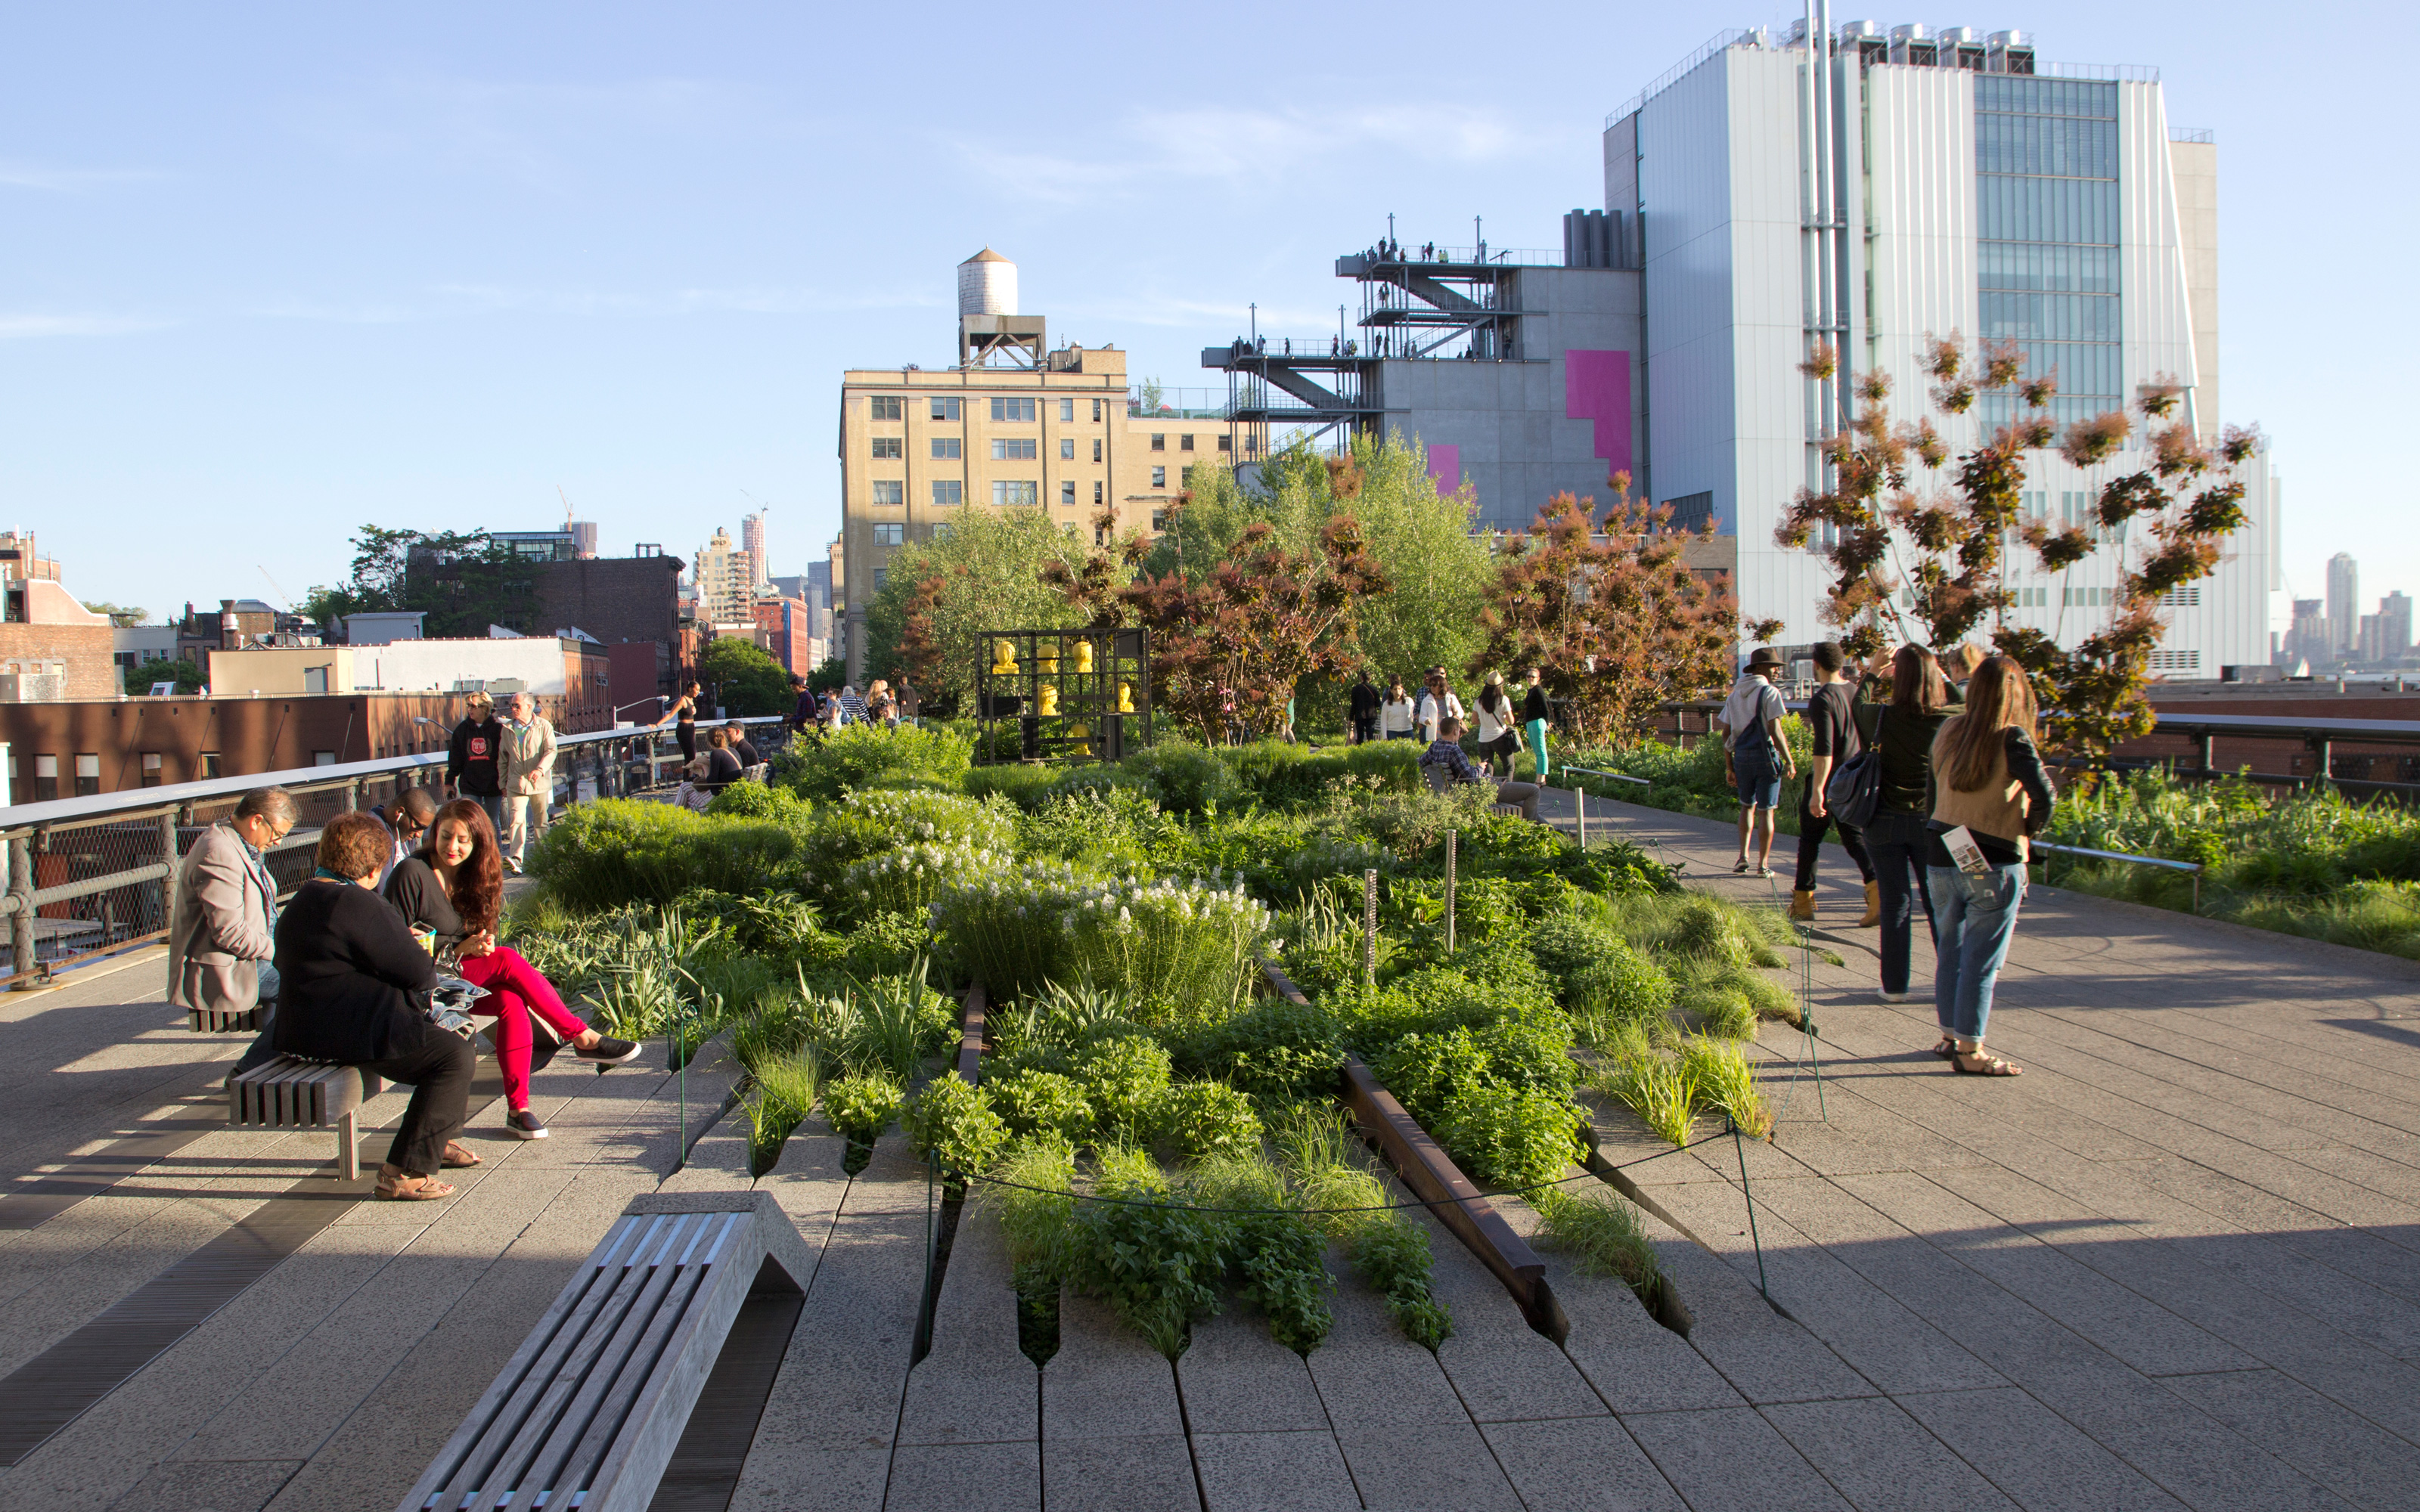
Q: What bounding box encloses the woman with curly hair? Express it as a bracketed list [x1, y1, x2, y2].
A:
[385, 800, 639, 1139]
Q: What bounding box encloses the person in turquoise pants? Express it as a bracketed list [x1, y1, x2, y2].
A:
[1520, 667, 1552, 781]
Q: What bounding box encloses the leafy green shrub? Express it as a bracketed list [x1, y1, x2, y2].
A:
[1342, 1216, 1453, 1351]
[1180, 1001, 1346, 1102]
[836, 910, 935, 980]
[821, 1071, 904, 1145]
[985, 1134, 1078, 1302]
[844, 840, 1015, 919]
[1530, 913, 1677, 1040]
[932, 863, 1270, 1011]
[1067, 1035, 1172, 1136]
[1370, 1029, 1492, 1129]
[1069, 1148, 1227, 1359]
[1438, 1083, 1586, 1191]
[1155, 1081, 1261, 1157]
[1191, 1151, 1331, 1355]
[706, 782, 811, 821]
[1533, 1185, 1664, 1303]
[904, 1076, 1010, 1174]
[1018, 787, 1177, 872]
[988, 1070, 1095, 1141]
[961, 763, 1062, 810]
[802, 789, 1017, 878]
[777, 722, 974, 801]
[528, 801, 805, 912]
[1121, 740, 1243, 816]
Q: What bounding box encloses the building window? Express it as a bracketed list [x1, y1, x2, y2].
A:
[870, 480, 904, 506]
[1092, 399, 1103, 422]
[870, 395, 904, 420]
[992, 480, 1040, 507]
[1150, 433, 1165, 451]
[1060, 438, 1075, 460]
[930, 397, 962, 421]
[990, 397, 1036, 423]
[2063, 586, 2115, 607]
[872, 568, 887, 590]
[1151, 466, 1166, 488]
[74, 753, 98, 798]
[873, 523, 905, 546]
[2159, 585, 2201, 608]
[141, 752, 163, 788]
[2150, 649, 2201, 671]
[33, 754, 57, 801]
[1218, 434, 1232, 452]
[931, 437, 961, 460]
[1181, 434, 1195, 451]
[1975, 76, 2123, 426]
[870, 437, 904, 460]
[1152, 510, 1168, 531]
[932, 480, 963, 506]
[201, 752, 221, 779]
[312, 751, 337, 767]
[991, 438, 1038, 460]
[1060, 398, 1075, 423]
[1092, 438, 1103, 463]
[1062, 481, 1077, 506]
[1094, 481, 1104, 504]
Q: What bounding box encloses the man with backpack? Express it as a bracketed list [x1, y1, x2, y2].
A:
[1795, 643, 1879, 924]
[1714, 646, 1795, 878]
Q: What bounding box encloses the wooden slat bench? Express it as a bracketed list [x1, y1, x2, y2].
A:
[227, 1059, 383, 1182]
[188, 1004, 262, 1033]
[397, 1190, 813, 1512]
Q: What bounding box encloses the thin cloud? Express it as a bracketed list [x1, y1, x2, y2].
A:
[0, 162, 160, 193]
[0, 311, 170, 339]
[947, 102, 1548, 205]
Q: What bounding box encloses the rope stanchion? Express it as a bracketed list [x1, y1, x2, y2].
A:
[1361, 868, 1379, 985]
[1731, 1114, 1771, 1303]
[1444, 831, 1457, 955]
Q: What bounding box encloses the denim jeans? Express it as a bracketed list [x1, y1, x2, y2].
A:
[1927, 863, 2028, 1042]
[1863, 812, 1936, 995]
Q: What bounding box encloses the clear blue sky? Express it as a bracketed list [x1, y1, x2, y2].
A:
[2, 3, 2405, 626]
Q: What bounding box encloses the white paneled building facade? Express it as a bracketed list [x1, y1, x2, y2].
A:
[1604, 24, 2278, 675]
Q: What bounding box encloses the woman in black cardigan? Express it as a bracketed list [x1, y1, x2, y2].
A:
[273, 810, 476, 1200]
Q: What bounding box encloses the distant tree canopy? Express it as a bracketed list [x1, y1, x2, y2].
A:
[304, 526, 541, 639]
[697, 636, 791, 717]
[864, 507, 1094, 711]
[82, 601, 150, 627]
[125, 657, 205, 696]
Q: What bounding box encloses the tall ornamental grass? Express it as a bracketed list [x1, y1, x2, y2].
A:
[802, 788, 1018, 876]
[843, 841, 1014, 919]
[931, 860, 1270, 1012]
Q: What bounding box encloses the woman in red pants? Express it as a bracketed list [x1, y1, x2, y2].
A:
[384, 800, 638, 1139]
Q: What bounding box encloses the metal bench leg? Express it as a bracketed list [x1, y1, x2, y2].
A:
[339, 1111, 358, 1182]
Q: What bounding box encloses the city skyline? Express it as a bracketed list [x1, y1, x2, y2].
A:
[1, 3, 2409, 624]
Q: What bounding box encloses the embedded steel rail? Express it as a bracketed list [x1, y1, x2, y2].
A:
[2028, 840, 2204, 912]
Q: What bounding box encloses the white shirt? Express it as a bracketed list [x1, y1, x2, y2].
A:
[1718, 673, 1784, 751]
[1474, 696, 1512, 743]
[1379, 696, 1416, 733]
[1416, 690, 1464, 742]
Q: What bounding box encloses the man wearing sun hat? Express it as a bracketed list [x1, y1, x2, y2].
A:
[1714, 646, 1797, 878]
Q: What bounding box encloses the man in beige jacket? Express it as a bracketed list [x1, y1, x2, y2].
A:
[167, 787, 294, 1071]
[498, 691, 557, 875]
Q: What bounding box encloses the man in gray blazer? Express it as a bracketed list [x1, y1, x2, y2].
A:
[167, 787, 294, 1070]
[498, 691, 557, 875]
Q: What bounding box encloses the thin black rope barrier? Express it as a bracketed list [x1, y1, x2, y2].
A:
[929, 1126, 1738, 1216]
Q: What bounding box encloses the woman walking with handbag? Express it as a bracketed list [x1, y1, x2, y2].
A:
[1854, 646, 1954, 1003]
[1925, 655, 2055, 1077]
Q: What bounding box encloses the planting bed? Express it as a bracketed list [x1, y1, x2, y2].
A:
[507, 725, 1811, 1372]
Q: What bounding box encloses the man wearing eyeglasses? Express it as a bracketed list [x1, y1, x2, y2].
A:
[168, 786, 296, 1072]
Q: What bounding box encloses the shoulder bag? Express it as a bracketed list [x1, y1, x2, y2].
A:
[1823, 705, 1885, 829]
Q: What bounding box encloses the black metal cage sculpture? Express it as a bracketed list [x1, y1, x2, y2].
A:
[972, 627, 1151, 766]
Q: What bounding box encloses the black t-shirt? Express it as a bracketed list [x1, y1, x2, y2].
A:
[383, 856, 470, 953]
[1521, 686, 1550, 723]
[1854, 702, 1951, 817]
[1807, 683, 1861, 761]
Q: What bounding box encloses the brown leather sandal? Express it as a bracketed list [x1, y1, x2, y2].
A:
[441, 1141, 482, 1169]
[374, 1168, 458, 1201]
[1950, 1049, 2022, 1077]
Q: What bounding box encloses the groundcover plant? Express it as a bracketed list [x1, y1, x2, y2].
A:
[510, 730, 1799, 1351]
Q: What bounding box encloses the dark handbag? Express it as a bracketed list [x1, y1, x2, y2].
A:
[1823, 705, 1885, 828]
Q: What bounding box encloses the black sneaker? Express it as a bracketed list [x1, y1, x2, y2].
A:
[576, 1035, 642, 1065]
[505, 1108, 549, 1140]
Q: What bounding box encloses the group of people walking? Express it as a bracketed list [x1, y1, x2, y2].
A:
[1348, 666, 1554, 779]
[1717, 640, 2052, 1079]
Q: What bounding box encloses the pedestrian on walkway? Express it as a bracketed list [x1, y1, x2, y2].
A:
[1926, 655, 2055, 1077]
[1416, 673, 1463, 745]
[1348, 670, 1382, 745]
[866, 679, 898, 727]
[1792, 642, 1879, 924]
[1380, 679, 1417, 739]
[445, 691, 506, 835]
[498, 692, 556, 878]
[1473, 672, 1520, 767]
[894, 676, 922, 727]
[1944, 643, 1984, 701]
[168, 785, 293, 1073]
[838, 683, 869, 725]
[1714, 647, 1795, 877]
[1857, 645, 1953, 1002]
[1520, 665, 1553, 782]
[659, 681, 704, 764]
[785, 675, 817, 735]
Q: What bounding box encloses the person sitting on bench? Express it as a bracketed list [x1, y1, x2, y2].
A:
[1419, 716, 1542, 821]
[385, 799, 639, 1142]
[170, 785, 293, 1073]
[274, 811, 477, 1201]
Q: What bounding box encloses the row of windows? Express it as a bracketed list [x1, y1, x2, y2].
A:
[14, 750, 233, 799]
[867, 395, 1112, 423]
[1970, 338, 2124, 400]
[1980, 290, 2121, 343]
[1977, 175, 2121, 244]
[1975, 75, 2118, 120]
[871, 472, 1154, 516]
[1975, 113, 2118, 179]
[1978, 242, 2120, 294]
[1981, 392, 2129, 426]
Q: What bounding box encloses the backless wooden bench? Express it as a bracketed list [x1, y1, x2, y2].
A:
[226, 1058, 380, 1181]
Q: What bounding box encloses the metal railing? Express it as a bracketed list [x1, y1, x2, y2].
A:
[0, 716, 796, 987]
[2028, 840, 2203, 912]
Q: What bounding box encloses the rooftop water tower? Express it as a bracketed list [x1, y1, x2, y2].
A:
[957, 247, 1045, 367]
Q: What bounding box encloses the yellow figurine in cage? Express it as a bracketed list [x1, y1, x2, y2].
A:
[1074, 640, 1095, 674]
[990, 639, 1019, 675]
[1069, 720, 1091, 756]
[1037, 642, 1060, 675]
[1116, 681, 1135, 713]
[1037, 683, 1060, 716]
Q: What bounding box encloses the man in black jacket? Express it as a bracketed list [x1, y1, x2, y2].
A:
[1348, 671, 1381, 745]
[446, 691, 505, 835]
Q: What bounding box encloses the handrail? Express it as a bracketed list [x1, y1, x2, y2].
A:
[2028, 839, 2202, 912]
[1560, 764, 1651, 787]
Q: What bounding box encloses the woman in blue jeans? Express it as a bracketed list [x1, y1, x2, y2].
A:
[1853, 646, 1952, 1002]
[1925, 655, 2055, 1077]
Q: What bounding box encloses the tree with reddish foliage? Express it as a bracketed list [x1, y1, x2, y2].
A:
[1476, 481, 1777, 745]
[1047, 505, 1388, 743]
[1776, 336, 2261, 758]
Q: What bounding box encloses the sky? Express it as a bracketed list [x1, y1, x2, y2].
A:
[2, 2, 2410, 627]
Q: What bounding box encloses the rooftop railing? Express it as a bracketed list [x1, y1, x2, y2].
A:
[0, 716, 795, 987]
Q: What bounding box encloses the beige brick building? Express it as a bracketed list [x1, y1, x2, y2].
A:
[836, 251, 1264, 681]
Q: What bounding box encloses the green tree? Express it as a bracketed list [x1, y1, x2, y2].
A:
[126, 657, 205, 696]
[867, 508, 1094, 710]
[1155, 432, 1491, 686]
[807, 655, 846, 694]
[697, 637, 792, 717]
[82, 601, 149, 627]
[305, 525, 538, 639]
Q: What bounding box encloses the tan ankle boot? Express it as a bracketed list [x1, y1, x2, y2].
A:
[1857, 880, 1882, 928]
[1788, 889, 1816, 921]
